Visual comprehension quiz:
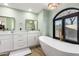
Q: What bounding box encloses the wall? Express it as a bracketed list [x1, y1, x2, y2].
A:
[38, 9, 50, 36]
[38, 10, 44, 35]
[0, 6, 50, 36]
[0, 6, 37, 31]
[0, 4, 78, 37]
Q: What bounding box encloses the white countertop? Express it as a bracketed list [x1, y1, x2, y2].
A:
[13, 30, 40, 34]
[39, 36, 79, 54]
[0, 31, 40, 35]
[0, 31, 12, 35]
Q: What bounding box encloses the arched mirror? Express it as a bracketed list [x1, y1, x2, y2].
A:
[25, 20, 38, 31]
[0, 16, 15, 31]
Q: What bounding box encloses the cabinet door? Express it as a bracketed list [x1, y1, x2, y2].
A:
[13, 34, 28, 50]
[0, 35, 13, 53]
[33, 33, 40, 45]
[28, 32, 40, 47]
[28, 34, 36, 47]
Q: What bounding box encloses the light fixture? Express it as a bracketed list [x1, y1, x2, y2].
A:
[28, 8, 32, 12]
[48, 3, 60, 10]
[3, 3, 8, 6]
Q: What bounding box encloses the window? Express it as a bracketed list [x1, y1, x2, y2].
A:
[53, 8, 79, 44]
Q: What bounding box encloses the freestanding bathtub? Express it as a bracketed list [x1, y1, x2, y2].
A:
[39, 36, 79, 56]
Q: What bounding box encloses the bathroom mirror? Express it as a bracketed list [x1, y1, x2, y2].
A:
[0, 16, 15, 31]
[25, 20, 38, 31]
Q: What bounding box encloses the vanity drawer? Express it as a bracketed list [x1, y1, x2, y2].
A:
[13, 34, 27, 50]
[0, 38, 13, 53]
[14, 39, 26, 44]
[14, 41, 27, 50]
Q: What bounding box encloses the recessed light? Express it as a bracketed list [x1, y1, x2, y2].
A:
[4, 3, 8, 6]
[28, 8, 32, 12]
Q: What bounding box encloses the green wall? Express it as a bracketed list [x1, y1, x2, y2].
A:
[38, 9, 52, 36]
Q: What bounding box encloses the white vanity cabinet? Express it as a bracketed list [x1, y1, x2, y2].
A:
[13, 32, 28, 50]
[28, 31, 40, 47]
[13, 31, 40, 49]
[0, 34, 13, 53]
[0, 31, 40, 54]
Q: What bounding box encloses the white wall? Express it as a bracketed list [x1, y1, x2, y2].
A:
[0, 6, 37, 31]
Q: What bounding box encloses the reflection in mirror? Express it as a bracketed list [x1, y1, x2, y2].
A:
[0, 16, 15, 31]
[25, 20, 38, 31]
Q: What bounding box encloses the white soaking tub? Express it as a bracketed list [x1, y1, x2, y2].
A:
[39, 36, 79, 56]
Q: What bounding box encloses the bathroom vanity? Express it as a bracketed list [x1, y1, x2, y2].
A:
[0, 31, 13, 53]
[0, 31, 40, 54]
[28, 31, 40, 47]
[0, 16, 40, 55]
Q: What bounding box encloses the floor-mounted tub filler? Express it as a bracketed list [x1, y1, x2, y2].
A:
[39, 36, 79, 56]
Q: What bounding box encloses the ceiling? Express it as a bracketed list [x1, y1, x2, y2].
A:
[0, 3, 48, 13]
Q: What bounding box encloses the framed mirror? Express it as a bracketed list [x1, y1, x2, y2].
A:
[0, 16, 15, 31]
[25, 20, 38, 31]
